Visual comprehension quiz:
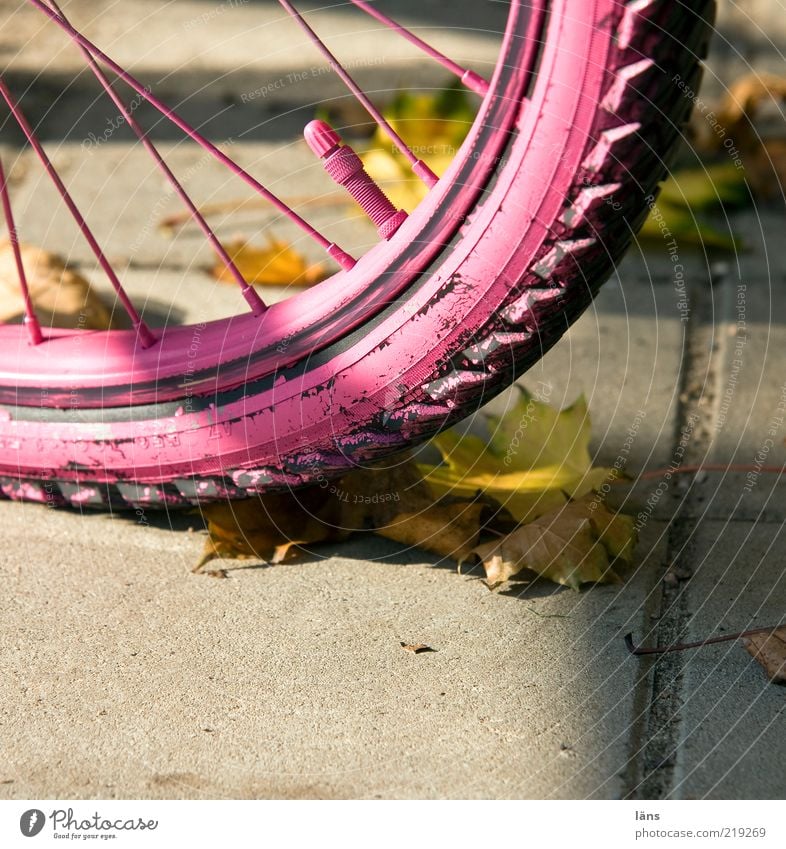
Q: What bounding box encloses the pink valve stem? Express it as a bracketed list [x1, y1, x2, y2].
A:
[0, 156, 43, 344]
[24, 0, 356, 272]
[277, 0, 437, 188]
[305, 121, 407, 240]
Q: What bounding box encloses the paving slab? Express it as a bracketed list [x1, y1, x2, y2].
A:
[0, 0, 783, 804]
[0, 263, 687, 800]
[0, 0, 505, 102]
[3, 139, 379, 272]
[624, 205, 786, 801]
[0, 497, 669, 800]
[648, 520, 786, 800]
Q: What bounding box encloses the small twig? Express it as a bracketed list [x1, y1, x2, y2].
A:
[615, 464, 786, 483]
[625, 624, 783, 656]
[158, 193, 353, 232]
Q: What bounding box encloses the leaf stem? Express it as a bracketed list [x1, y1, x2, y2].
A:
[625, 624, 783, 656]
[618, 464, 786, 482]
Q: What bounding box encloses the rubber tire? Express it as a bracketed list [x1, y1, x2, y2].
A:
[0, 0, 715, 509]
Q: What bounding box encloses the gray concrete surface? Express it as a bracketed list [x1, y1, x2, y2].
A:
[0, 1, 784, 801]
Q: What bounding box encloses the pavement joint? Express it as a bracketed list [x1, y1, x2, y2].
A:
[627, 266, 733, 799]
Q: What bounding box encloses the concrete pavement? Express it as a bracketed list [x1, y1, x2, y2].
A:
[0, 1, 784, 800]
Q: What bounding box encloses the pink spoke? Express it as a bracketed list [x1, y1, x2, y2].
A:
[24, 0, 356, 271]
[42, 0, 265, 317]
[0, 156, 44, 344]
[277, 0, 438, 188]
[347, 0, 489, 96]
[0, 78, 156, 348]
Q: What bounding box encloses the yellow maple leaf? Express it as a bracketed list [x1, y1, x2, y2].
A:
[418, 387, 612, 523]
[195, 386, 637, 591]
[360, 86, 475, 211]
[212, 236, 327, 287]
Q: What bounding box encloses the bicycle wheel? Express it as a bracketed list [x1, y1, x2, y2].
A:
[0, 0, 714, 508]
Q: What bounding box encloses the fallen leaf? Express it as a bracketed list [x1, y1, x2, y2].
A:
[658, 162, 749, 210]
[358, 147, 431, 211]
[690, 73, 786, 201]
[566, 496, 637, 564]
[707, 74, 786, 135]
[195, 488, 352, 571]
[212, 236, 327, 287]
[196, 455, 492, 569]
[742, 627, 786, 684]
[473, 495, 636, 590]
[360, 85, 474, 211]
[196, 393, 633, 593]
[383, 85, 476, 151]
[400, 643, 437, 654]
[0, 240, 116, 329]
[418, 387, 612, 523]
[639, 163, 749, 251]
[375, 500, 488, 564]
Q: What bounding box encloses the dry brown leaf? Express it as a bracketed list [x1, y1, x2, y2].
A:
[742, 627, 786, 684]
[399, 643, 436, 654]
[196, 398, 630, 592]
[473, 496, 635, 590]
[476, 515, 610, 590]
[0, 240, 116, 329]
[323, 457, 436, 529]
[195, 488, 352, 571]
[563, 496, 637, 564]
[703, 73, 786, 199]
[196, 456, 462, 569]
[375, 501, 487, 564]
[212, 236, 327, 287]
[360, 86, 475, 211]
[742, 137, 786, 200]
[713, 73, 786, 134]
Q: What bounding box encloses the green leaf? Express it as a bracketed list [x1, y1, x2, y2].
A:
[640, 162, 750, 251]
[418, 387, 612, 524]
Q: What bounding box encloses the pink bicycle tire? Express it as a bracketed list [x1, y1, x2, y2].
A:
[0, 0, 715, 509]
